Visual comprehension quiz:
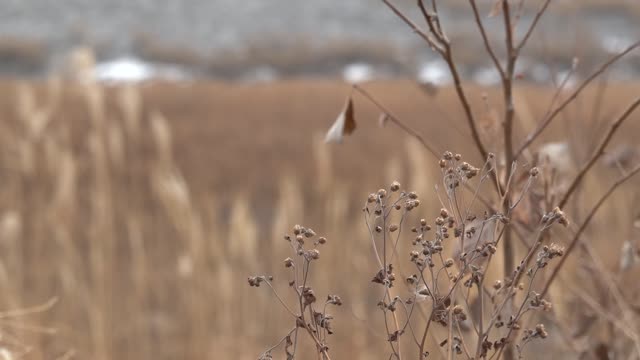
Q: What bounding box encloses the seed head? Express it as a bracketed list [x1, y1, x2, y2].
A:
[444, 258, 454, 268]
[535, 324, 548, 338]
[390, 181, 401, 192]
[327, 294, 343, 306]
[284, 257, 294, 268]
[308, 249, 320, 260]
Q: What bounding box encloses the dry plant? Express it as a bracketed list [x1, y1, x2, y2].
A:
[361, 157, 567, 360]
[249, 226, 340, 360]
[253, 0, 640, 359]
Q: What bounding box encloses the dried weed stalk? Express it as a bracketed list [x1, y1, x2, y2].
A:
[250, 226, 340, 360]
[361, 154, 567, 360]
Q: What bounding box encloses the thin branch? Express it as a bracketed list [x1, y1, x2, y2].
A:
[353, 83, 507, 219]
[417, 0, 444, 43]
[442, 44, 491, 162]
[381, 0, 490, 163]
[264, 281, 298, 319]
[353, 84, 440, 159]
[565, 283, 640, 355]
[382, 0, 444, 53]
[259, 327, 297, 358]
[515, 0, 552, 53]
[541, 163, 640, 297]
[469, 0, 505, 80]
[557, 96, 640, 209]
[515, 41, 640, 158]
[502, 0, 515, 59]
[419, 309, 435, 360]
[430, 0, 441, 31]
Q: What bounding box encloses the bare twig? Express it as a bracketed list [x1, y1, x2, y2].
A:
[515, 41, 640, 158]
[353, 84, 440, 159]
[469, 0, 505, 80]
[417, 0, 444, 43]
[515, 0, 552, 53]
[557, 97, 640, 209]
[566, 283, 640, 355]
[382, 0, 490, 163]
[541, 163, 640, 297]
[381, 0, 443, 53]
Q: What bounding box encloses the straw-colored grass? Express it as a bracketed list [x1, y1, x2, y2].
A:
[0, 78, 638, 358]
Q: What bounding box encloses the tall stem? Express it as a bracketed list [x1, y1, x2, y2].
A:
[501, 2, 517, 359]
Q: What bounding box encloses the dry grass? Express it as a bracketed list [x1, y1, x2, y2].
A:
[0, 77, 638, 358]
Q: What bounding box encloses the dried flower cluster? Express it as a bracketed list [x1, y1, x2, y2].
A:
[358, 152, 570, 359]
[251, 225, 339, 360]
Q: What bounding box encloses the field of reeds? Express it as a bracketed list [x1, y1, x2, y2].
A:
[0, 76, 638, 359]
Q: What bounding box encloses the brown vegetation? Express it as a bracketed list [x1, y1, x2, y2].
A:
[0, 76, 638, 358]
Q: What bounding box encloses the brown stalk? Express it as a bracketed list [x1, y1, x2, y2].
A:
[382, 0, 490, 163]
[557, 96, 640, 209]
[419, 309, 435, 360]
[499, 0, 517, 306]
[541, 163, 640, 297]
[417, 0, 444, 44]
[381, 0, 443, 53]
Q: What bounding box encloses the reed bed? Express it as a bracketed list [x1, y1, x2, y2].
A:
[0, 77, 638, 358]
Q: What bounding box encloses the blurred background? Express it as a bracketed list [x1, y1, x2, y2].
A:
[0, 0, 639, 359]
[1, 0, 640, 82]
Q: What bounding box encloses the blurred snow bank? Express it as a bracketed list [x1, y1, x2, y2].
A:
[93, 57, 189, 83]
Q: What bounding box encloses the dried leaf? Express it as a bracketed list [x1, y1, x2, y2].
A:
[325, 96, 356, 143]
[489, 0, 503, 17]
[285, 335, 294, 360]
[388, 330, 404, 342]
